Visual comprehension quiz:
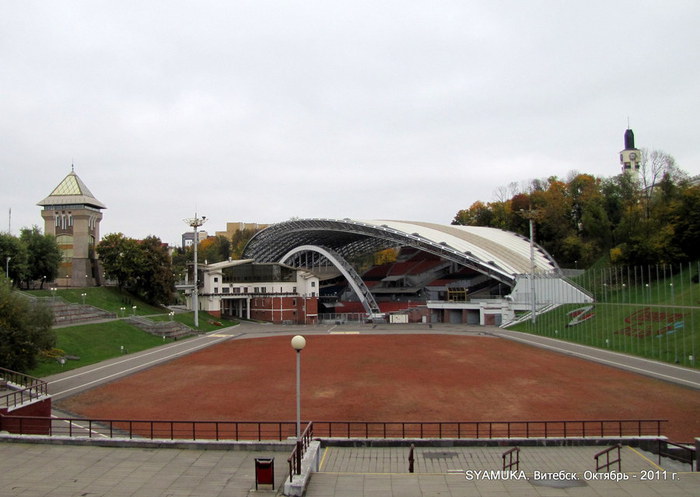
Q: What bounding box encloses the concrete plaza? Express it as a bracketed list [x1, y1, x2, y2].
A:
[0, 439, 697, 497]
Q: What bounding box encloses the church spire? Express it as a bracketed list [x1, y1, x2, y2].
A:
[620, 127, 641, 177]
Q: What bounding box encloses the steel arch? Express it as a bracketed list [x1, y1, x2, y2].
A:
[280, 245, 381, 316]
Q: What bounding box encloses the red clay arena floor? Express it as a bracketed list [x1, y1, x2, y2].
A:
[57, 334, 700, 441]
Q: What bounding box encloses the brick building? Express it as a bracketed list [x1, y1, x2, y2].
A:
[37, 168, 106, 287]
[186, 259, 319, 324]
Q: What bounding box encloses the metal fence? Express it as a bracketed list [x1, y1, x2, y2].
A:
[288, 422, 314, 479]
[0, 416, 665, 441]
[0, 415, 298, 441]
[0, 368, 48, 410]
[516, 262, 700, 369]
[312, 419, 666, 439]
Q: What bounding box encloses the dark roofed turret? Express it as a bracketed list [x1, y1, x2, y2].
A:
[620, 128, 641, 177]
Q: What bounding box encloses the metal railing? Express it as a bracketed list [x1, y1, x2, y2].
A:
[658, 440, 696, 471]
[502, 446, 520, 471]
[0, 368, 48, 410]
[0, 416, 666, 441]
[288, 422, 314, 480]
[594, 443, 622, 472]
[0, 415, 298, 441]
[312, 419, 666, 439]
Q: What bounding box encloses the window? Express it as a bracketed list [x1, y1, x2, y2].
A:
[214, 277, 219, 282]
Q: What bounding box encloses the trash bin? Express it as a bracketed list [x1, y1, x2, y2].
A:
[254, 457, 274, 490]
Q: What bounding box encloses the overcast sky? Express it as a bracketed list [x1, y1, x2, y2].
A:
[2, 1, 699, 247]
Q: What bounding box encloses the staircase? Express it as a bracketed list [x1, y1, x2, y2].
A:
[0, 367, 49, 411]
[44, 298, 117, 325]
[125, 316, 194, 340]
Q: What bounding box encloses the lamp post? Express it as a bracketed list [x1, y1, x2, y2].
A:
[184, 214, 207, 328]
[519, 209, 539, 325]
[5, 256, 10, 279]
[291, 335, 306, 438]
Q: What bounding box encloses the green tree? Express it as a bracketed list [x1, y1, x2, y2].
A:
[530, 177, 575, 265]
[452, 160, 695, 269]
[0, 232, 28, 287]
[198, 235, 231, 263]
[580, 200, 612, 255]
[669, 183, 700, 262]
[20, 226, 62, 289]
[97, 233, 174, 305]
[97, 233, 142, 290]
[0, 277, 55, 372]
[230, 228, 259, 260]
[452, 201, 493, 226]
[133, 236, 174, 305]
[171, 246, 189, 279]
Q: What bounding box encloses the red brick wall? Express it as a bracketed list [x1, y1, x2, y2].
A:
[0, 398, 52, 435]
[250, 296, 318, 324]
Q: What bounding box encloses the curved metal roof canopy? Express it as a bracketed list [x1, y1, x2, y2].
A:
[243, 219, 559, 287]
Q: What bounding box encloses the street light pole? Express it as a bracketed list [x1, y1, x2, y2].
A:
[5, 256, 11, 279]
[184, 214, 207, 328]
[528, 216, 536, 324]
[291, 335, 306, 438]
[519, 209, 539, 325]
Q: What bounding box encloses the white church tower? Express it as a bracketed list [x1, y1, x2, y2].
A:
[620, 128, 641, 177]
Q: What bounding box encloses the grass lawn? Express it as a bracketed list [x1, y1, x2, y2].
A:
[24, 283, 239, 376]
[27, 286, 166, 316]
[150, 312, 238, 333]
[509, 264, 700, 369]
[30, 320, 176, 378]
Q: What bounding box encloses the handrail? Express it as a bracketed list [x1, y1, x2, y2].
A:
[502, 446, 520, 471]
[0, 367, 49, 409]
[288, 422, 314, 480]
[658, 440, 696, 471]
[314, 419, 665, 439]
[0, 416, 666, 441]
[0, 415, 298, 441]
[594, 443, 622, 472]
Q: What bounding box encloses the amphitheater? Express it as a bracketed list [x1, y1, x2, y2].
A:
[242, 218, 592, 325]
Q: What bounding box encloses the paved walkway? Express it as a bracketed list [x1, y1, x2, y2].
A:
[0, 441, 286, 497]
[311, 444, 698, 497]
[493, 328, 700, 390]
[0, 441, 697, 497]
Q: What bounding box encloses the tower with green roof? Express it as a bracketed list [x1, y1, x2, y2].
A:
[37, 168, 106, 287]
